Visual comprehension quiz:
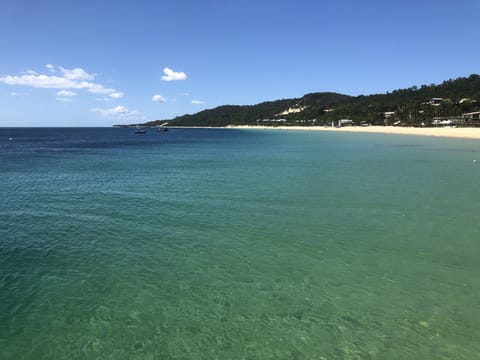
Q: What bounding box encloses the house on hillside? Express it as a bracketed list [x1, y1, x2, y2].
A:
[338, 119, 353, 127]
[383, 111, 396, 125]
[256, 118, 288, 126]
[462, 111, 480, 126]
[432, 116, 464, 127]
[429, 98, 444, 105]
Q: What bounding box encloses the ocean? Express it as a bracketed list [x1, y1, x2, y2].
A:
[1, 127, 479, 359]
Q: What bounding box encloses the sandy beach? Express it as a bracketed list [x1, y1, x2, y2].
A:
[226, 125, 480, 139]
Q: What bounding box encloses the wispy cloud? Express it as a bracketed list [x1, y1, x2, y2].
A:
[96, 97, 112, 102]
[110, 92, 124, 99]
[10, 91, 27, 97]
[56, 89, 76, 102]
[191, 99, 204, 105]
[1, 74, 81, 88]
[152, 94, 166, 102]
[91, 105, 140, 120]
[161, 67, 187, 81]
[56, 90, 76, 97]
[0, 65, 122, 99]
[45, 64, 55, 73]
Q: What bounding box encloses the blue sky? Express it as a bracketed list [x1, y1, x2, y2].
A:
[0, 0, 479, 126]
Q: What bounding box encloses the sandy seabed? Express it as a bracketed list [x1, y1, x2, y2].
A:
[226, 125, 480, 139]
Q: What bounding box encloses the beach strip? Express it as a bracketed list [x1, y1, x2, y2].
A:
[226, 125, 480, 139]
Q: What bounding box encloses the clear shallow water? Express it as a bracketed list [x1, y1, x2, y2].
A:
[1, 127, 480, 359]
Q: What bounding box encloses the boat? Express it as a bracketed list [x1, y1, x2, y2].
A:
[157, 122, 168, 132]
[134, 125, 146, 134]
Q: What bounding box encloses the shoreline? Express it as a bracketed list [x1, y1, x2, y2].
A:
[223, 125, 480, 139]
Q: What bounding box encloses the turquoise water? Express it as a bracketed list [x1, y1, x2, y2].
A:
[1, 128, 480, 359]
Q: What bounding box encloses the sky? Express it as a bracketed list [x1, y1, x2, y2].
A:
[0, 0, 479, 127]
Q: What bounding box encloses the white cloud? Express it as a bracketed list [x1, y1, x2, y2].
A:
[91, 105, 140, 121]
[1, 74, 81, 89]
[191, 100, 204, 105]
[46, 64, 55, 72]
[110, 91, 124, 99]
[96, 97, 112, 102]
[59, 67, 95, 81]
[81, 82, 118, 95]
[56, 90, 76, 97]
[0, 66, 123, 99]
[161, 67, 187, 81]
[56, 89, 76, 102]
[152, 94, 166, 102]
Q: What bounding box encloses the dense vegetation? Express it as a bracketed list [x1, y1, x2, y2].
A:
[142, 74, 480, 127]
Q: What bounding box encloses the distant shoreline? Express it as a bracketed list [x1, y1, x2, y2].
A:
[221, 125, 480, 139]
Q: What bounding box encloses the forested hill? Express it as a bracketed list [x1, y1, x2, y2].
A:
[143, 93, 351, 127]
[142, 74, 480, 127]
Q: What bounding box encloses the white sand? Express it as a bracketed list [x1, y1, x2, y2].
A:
[226, 125, 480, 139]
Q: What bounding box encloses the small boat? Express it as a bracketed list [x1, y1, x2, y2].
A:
[135, 125, 146, 134]
[157, 122, 168, 132]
